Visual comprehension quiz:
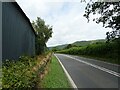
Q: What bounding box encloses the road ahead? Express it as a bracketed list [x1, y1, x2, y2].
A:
[55, 54, 120, 89]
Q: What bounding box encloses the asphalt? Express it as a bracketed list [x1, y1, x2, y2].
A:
[55, 54, 120, 88]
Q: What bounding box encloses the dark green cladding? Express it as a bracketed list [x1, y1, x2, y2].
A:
[0, 1, 2, 64]
[2, 2, 35, 61]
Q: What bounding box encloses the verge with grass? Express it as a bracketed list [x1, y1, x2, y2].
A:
[41, 55, 71, 88]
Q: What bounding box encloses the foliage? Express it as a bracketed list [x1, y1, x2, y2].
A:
[50, 39, 105, 51]
[2, 56, 38, 88]
[51, 47, 60, 52]
[84, 1, 120, 41]
[64, 44, 73, 49]
[2, 53, 52, 89]
[57, 42, 120, 64]
[32, 17, 53, 55]
[63, 44, 80, 50]
[73, 41, 91, 46]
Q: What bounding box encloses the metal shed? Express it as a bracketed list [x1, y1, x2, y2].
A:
[1, 1, 36, 61]
[0, 1, 2, 64]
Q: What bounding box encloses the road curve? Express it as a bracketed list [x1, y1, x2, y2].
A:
[55, 54, 120, 89]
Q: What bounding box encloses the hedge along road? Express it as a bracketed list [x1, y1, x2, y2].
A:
[55, 54, 120, 88]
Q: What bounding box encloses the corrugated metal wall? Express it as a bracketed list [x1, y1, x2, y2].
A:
[0, 2, 2, 64]
[2, 2, 35, 61]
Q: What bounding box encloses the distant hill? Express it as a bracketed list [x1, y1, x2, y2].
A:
[49, 39, 105, 50]
[73, 39, 105, 46]
[49, 44, 68, 50]
[72, 41, 91, 46]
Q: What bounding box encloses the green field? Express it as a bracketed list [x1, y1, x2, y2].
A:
[41, 55, 71, 88]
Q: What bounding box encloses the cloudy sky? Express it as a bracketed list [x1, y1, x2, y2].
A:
[16, 0, 112, 47]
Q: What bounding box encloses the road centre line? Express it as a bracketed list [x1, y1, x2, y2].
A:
[74, 55, 120, 67]
[62, 54, 120, 78]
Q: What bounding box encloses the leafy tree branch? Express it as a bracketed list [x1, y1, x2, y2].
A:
[84, 1, 120, 41]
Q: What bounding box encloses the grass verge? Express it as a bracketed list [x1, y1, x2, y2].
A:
[40, 55, 71, 88]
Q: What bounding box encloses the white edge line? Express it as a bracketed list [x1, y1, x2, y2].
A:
[54, 54, 78, 90]
[64, 54, 120, 78]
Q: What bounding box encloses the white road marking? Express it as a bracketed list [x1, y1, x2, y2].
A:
[54, 54, 78, 90]
[61, 54, 120, 78]
[74, 55, 120, 67]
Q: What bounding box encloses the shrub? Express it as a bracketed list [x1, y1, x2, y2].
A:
[2, 56, 38, 88]
[57, 42, 119, 64]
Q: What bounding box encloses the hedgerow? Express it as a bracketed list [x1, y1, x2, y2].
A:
[2, 56, 38, 88]
[2, 53, 52, 89]
[57, 42, 119, 64]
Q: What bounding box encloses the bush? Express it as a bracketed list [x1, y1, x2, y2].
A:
[57, 42, 120, 64]
[2, 56, 39, 88]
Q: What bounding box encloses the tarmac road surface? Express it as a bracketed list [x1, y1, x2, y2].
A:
[55, 54, 120, 89]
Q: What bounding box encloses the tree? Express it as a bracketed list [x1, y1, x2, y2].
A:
[32, 17, 53, 55]
[83, 1, 120, 42]
[52, 47, 59, 52]
[65, 44, 73, 49]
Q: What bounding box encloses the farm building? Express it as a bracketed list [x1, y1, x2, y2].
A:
[0, 1, 2, 63]
[0, 1, 36, 61]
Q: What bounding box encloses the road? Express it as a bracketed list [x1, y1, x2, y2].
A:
[55, 54, 120, 89]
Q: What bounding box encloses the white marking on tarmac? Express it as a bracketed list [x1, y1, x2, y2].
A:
[62, 54, 120, 78]
[73, 55, 120, 67]
[54, 54, 78, 90]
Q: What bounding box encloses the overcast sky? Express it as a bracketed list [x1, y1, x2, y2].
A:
[16, 0, 112, 47]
